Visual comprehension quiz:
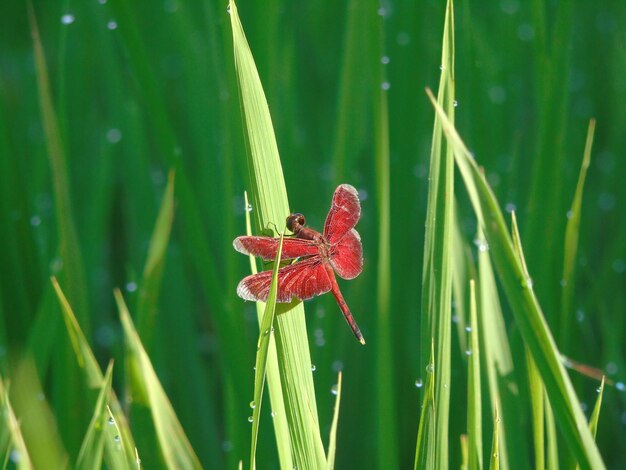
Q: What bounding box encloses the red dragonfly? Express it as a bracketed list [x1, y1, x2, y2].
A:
[234, 184, 365, 345]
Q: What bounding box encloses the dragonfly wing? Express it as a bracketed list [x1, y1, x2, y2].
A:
[237, 257, 331, 302]
[330, 229, 363, 280]
[234, 236, 319, 260]
[323, 184, 361, 244]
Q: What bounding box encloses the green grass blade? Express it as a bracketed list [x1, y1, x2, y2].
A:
[229, 1, 325, 467]
[526, 348, 545, 470]
[28, 2, 90, 454]
[115, 290, 202, 469]
[244, 191, 293, 469]
[490, 407, 500, 470]
[414, 341, 436, 470]
[559, 120, 595, 352]
[467, 280, 483, 470]
[136, 169, 176, 352]
[250, 232, 284, 470]
[326, 371, 343, 470]
[51, 277, 137, 467]
[76, 362, 114, 470]
[0, 377, 34, 469]
[426, 88, 605, 469]
[545, 392, 559, 470]
[419, 0, 455, 463]
[589, 378, 604, 439]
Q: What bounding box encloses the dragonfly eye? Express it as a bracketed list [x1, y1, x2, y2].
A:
[286, 213, 306, 232]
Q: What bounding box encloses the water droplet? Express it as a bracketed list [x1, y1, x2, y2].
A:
[493, 452, 499, 459]
[248, 416, 253, 423]
[606, 362, 618, 374]
[271, 410, 277, 418]
[576, 309, 585, 322]
[263, 328, 270, 336]
[249, 400, 256, 409]
[616, 382, 625, 392]
[246, 203, 253, 212]
[453, 100, 459, 107]
[381, 56, 390, 65]
[98, 0, 108, 4]
[425, 363, 434, 373]
[465, 326, 472, 332]
[36, 392, 45, 401]
[465, 349, 472, 356]
[331, 384, 339, 395]
[522, 276, 534, 289]
[332, 360, 344, 372]
[439, 65, 444, 71]
[612, 259, 625, 273]
[30, 215, 41, 227]
[377, 7, 387, 16]
[9, 450, 20, 463]
[443, 383, 448, 389]
[221, 440, 233, 452]
[136, 457, 142, 465]
[505, 202, 517, 213]
[107, 20, 118, 30]
[226, 4, 232, 14]
[415, 379, 423, 388]
[451, 314, 459, 323]
[311, 364, 317, 372]
[125, 282, 137, 292]
[381, 81, 391, 91]
[114, 435, 120, 443]
[61, 14, 75, 25]
[106, 128, 122, 143]
[473, 238, 489, 252]
[560, 279, 567, 287]
[566, 209, 574, 219]
[108, 416, 115, 425]
[517, 23, 535, 41]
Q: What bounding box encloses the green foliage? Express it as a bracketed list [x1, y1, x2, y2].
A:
[0, 0, 624, 468]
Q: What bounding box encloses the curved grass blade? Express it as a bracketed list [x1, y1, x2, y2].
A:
[467, 280, 483, 470]
[0, 377, 34, 469]
[589, 377, 604, 439]
[230, 2, 325, 467]
[250, 232, 284, 470]
[52, 278, 137, 467]
[326, 371, 343, 470]
[136, 169, 176, 352]
[425, 88, 604, 469]
[115, 290, 202, 469]
[559, 119, 595, 352]
[76, 362, 117, 470]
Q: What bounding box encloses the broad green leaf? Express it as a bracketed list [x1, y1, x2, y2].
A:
[229, 1, 325, 468]
[250, 232, 284, 470]
[115, 290, 202, 469]
[326, 371, 343, 470]
[426, 88, 604, 469]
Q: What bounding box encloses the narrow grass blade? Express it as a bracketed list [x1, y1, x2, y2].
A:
[0, 377, 34, 469]
[490, 407, 500, 470]
[51, 277, 137, 467]
[326, 371, 343, 470]
[414, 341, 436, 470]
[230, 1, 325, 467]
[425, 88, 604, 468]
[526, 347, 545, 470]
[451, 201, 474, 355]
[467, 280, 483, 470]
[589, 377, 604, 439]
[136, 169, 176, 352]
[545, 392, 558, 470]
[76, 362, 115, 470]
[419, 1, 456, 463]
[559, 119, 595, 352]
[28, 2, 89, 452]
[115, 290, 202, 469]
[250, 233, 284, 470]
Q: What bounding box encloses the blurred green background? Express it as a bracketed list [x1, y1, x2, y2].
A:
[1, 0, 624, 468]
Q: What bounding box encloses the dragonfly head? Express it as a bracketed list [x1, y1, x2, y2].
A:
[286, 213, 306, 234]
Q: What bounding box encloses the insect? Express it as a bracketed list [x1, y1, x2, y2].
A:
[234, 184, 365, 345]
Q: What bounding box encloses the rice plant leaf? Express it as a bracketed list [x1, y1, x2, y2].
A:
[559, 120, 595, 351]
[545, 391, 559, 470]
[250, 232, 284, 470]
[229, 2, 325, 467]
[326, 371, 343, 470]
[467, 280, 483, 470]
[51, 278, 137, 467]
[425, 88, 604, 469]
[114, 290, 202, 469]
[490, 407, 500, 470]
[419, 0, 456, 464]
[0, 377, 34, 469]
[136, 169, 176, 351]
[526, 347, 545, 470]
[76, 362, 116, 470]
[589, 378, 604, 439]
[414, 341, 436, 470]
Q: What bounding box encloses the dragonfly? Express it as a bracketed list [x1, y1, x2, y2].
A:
[234, 184, 365, 345]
